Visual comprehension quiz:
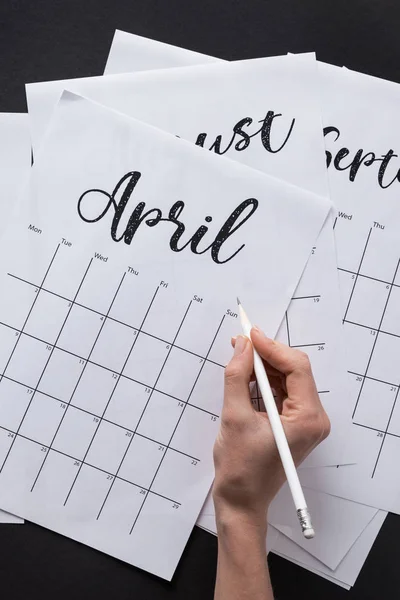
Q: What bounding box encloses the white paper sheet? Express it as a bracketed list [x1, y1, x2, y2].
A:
[98, 31, 370, 567]
[105, 30, 220, 75]
[293, 64, 400, 514]
[0, 114, 31, 236]
[0, 113, 31, 524]
[0, 92, 329, 578]
[273, 510, 387, 588]
[26, 55, 353, 472]
[268, 486, 377, 569]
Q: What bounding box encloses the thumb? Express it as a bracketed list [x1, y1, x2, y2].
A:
[223, 335, 254, 418]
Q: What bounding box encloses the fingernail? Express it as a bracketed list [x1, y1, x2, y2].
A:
[252, 325, 262, 334]
[234, 335, 248, 355]
[231, 336, 237, 345]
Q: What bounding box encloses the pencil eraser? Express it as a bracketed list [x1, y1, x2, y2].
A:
[303, 528, 315, 539]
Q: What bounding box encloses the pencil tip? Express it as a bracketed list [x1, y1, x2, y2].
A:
[236, 296, 241, 306]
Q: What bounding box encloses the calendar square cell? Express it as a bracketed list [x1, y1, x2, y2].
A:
[129, 492, 187, 579]
[57, 304, 104, 358]
[334, 220, 367, 274]
[109, 277, 154, 329]
[352, 378, 397, 431]
[38, 348, 85, 403]
[85, 421, 131, 474]
[151, 447, 204, 505]
[368, 332, 400, 385]
[345, 277, 390, 330]
[104, 378, 148, 431]
[0, 435, 48, 494]
[43, 251, 92, 302]
[52, 406, 98, 460]
[286, 297, 325, 347]
[0, 378, 31, 432]
[143, 291, 191, 345]
[24, 291, 70, 345]
[123, 334, 169, 388]
[65, 463, 112, 519]
[118, 435, 163, 489]
[171, 403, 219, 460]
[343, 321, 376, 377]
[206, 315, 235, 367]
[72, 362, 117, 416]
[90, 318, 136, 373]
[19, 392, 64, 446]
[174, 302, 224, 358]
[381, 286, 400, 337]
[75, 260, 125, 314]
[6, 335, 50, 388]
[136, 391, 182, 446]
[33, 450, 81, 505]
[370, 434, 400, 481]
[98, 477, 146, 533]
[0, 324, 22, 374]
[187, 361, 224, 415]
[156, 347, 202, 401]
[359, 233, 400, 284]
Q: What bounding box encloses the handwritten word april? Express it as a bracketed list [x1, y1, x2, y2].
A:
[77, 172, 259, 265]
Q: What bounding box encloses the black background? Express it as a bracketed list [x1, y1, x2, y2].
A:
[1, 1, 400, 598]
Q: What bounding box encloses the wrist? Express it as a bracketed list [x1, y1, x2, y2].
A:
[214, 502, 268, 541]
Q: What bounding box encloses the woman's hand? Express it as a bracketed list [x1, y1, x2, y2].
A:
[213, 327, 330, 528]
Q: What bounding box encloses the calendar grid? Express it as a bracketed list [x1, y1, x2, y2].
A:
[31, 270, 127, 492]
[0, 238, 334, 532]
[0, 322, 222, 406]
[96, 298, 194, 521]
[351, 258, 400, 421]
[336, 220, 400, 478]
[65, 285, 165, 506]
[0, 245, 60, 388]
[0, 243, 234, 526]
[0, 422, 180, 505]
[0, 251, 92, 473]
[128, 313, 225, 534]
[0, 372, 202, 460]
[5, 275, 225, 369]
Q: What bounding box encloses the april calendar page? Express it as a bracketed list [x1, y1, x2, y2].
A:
[26, 53, 355, 470]
[0, 93, 329, 578]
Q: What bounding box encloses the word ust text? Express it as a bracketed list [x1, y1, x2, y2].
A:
[77, 171, 259, 265]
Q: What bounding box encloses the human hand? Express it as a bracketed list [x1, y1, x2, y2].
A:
[213, 327, 330, 530]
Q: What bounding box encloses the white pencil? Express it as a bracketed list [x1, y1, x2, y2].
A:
[237, 298, 315, 540]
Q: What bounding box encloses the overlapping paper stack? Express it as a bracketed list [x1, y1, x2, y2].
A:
[0, 28, 399, 590]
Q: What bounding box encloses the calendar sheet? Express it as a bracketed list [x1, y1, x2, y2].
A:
[273, 510, 387, 589]
[0, 114, 31, 237]
[104, 29, 220, 75]
[296, 64, 400, 513]
[0, 113, 32, 524]
[0, 93, 329, 578]
[26, 54, 354, 471]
